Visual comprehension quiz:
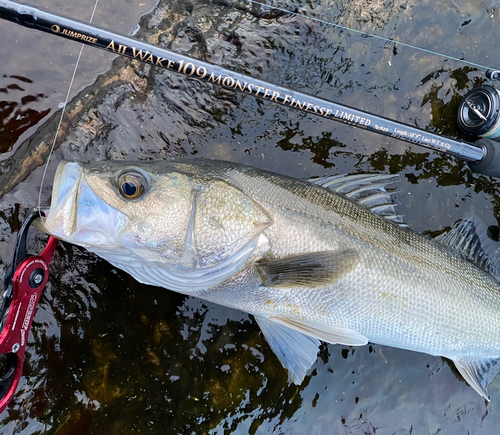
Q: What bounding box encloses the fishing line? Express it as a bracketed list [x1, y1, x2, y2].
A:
[245, 0, 495, 71]
[37, 0, 101, 215]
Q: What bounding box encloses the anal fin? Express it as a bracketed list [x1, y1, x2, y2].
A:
[453, 357, 500, 401]
[270, 316, 368, 347]
[255, 316, 320, 384]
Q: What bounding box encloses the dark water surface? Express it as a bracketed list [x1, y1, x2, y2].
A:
[1, 0, 500, 433]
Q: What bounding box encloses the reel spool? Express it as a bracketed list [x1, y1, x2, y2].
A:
[458, 70, 500, 139]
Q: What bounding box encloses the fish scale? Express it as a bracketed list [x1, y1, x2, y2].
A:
[36, 158, 500, 400]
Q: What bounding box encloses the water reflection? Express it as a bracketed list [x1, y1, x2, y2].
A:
[1, 0, 500, 433]
[0, 75, 49, 155]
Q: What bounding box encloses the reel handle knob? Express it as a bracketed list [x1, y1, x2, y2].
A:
[486, 69, 500, 81]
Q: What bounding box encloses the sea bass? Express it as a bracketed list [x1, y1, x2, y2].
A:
[35, 159, 500, 400]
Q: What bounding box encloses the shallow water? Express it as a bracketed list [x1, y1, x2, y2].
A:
[1, 0, 500, 433]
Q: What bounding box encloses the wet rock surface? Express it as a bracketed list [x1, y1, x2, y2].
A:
[1, 0, 500, 433]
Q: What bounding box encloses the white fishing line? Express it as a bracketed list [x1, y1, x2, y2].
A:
[37, 0, 101, 215]
[245, 0, 496, 71]
[33, 0, 494, 216]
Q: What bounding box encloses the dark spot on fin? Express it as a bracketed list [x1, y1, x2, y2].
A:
[308, 173, 406, 227]
[453, 357, 500, 401]
[255, 316, 320, 384]
[257, 249, 358, 288]
[435, 215, 500, 283]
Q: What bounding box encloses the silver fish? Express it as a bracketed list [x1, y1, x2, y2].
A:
[35, 158, 500, 400]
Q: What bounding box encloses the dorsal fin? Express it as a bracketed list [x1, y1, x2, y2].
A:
[435, 215, 500, 283]
[309, 173, 406, 227]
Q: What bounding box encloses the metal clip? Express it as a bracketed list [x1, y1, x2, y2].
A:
[0, 211, 57, 414]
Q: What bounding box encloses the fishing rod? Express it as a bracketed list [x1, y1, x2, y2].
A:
[1, 0, 500, 178]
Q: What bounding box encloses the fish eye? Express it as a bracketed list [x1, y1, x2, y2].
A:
[118, 172, 148, 199]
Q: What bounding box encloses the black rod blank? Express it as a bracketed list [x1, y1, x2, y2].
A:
[0, 0, 486, 164]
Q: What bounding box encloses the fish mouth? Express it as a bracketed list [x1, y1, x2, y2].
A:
[35, 161, 126, 248]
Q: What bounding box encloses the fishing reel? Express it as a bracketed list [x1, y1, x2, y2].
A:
[457, 69, 500, 178]
[458, 70, 500, 139]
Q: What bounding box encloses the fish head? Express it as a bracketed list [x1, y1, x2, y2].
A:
[35, 160, 272, 292]
[36, 160, 199, 269]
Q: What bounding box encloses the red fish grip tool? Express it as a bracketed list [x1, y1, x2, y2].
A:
[0, 211, 57, 413]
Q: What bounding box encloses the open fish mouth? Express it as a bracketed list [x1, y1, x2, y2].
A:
[34, 161, 126, 248]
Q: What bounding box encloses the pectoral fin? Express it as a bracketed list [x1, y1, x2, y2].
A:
[255, 316, 320, 383]
[257, 249, 358, 288]
[453, 357, 500, 401]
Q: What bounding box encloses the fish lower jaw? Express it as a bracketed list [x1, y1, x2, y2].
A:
[73, 231, 119, 248]
[45, 227, 119, 249]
